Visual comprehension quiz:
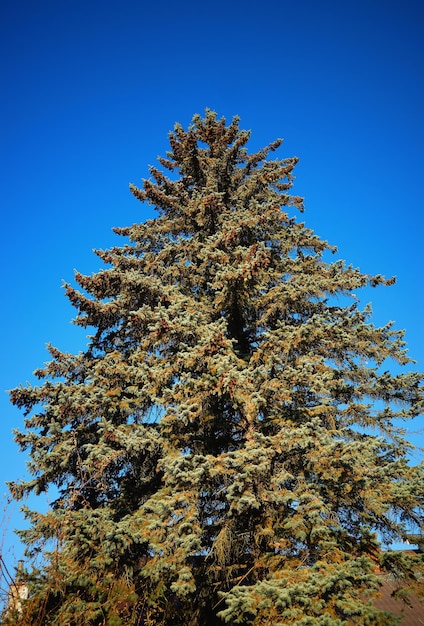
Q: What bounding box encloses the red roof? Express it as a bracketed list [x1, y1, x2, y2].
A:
[374, 577, 424, 625]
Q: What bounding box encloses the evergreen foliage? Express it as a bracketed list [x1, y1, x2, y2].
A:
[5, 111, 424, 625]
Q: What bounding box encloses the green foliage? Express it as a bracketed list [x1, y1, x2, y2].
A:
[5, 111, 423, 624]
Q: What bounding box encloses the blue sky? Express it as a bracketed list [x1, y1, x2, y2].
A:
[1, 0, 423, 577]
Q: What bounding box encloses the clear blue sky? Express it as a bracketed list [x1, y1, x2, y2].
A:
[1, 0, 423, 576]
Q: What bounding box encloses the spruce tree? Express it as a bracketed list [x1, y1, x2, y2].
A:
[6, 111, 424, 625]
